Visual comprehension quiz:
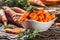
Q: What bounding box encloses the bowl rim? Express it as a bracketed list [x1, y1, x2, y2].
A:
[26, 17, 57, 23]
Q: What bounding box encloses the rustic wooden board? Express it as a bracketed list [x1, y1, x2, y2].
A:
[0, 5, 60, 40]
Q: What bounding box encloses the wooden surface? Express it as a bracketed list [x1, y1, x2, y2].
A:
[0, 5, 60, 40]
[33, 26, 60, 40]
[0, 24, 60, 40]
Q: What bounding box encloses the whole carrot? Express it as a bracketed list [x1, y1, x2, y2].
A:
[2, 6, 23, 21]
[41, 0, 59, 5]
[2, 6, 25, 27]
[0, 15, 2, 22]
[0, 9, 7, 26]
[12, 7, 25, 13]
[6, 15, 22, 26]
[30, 0, 45, 7]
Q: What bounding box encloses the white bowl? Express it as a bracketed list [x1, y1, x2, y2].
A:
[21, 17, 57, 32]
[21, 18, 57, 32]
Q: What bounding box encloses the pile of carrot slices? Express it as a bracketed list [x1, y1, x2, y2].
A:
[20, 9, 56, 22]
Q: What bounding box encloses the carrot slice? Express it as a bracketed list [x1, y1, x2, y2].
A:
[55, 23, 60, 26]
[51, 13, 56, 19]
[5, 28, 23, 34]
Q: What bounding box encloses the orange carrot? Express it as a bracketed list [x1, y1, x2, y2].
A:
[0, 15, 2, 22]
[20, 9, 56, 22]
[0, 9, 8, 26]
[30, 0, 45, 6]
[30, 13, 38, 20]
[23, 11, 30, 17]
[5, 28, 23, 34]
[55, 23, 60, 26]
[2, 6, 24, 27]
[12, 7, 25, 13]
[51, 13, 56, 19]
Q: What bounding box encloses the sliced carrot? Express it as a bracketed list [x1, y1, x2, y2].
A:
[29, 13, 35, 18]
[20, 9, 56, 22]
[24, 11, 30, 17]
[55, 23, 60, 26]
[5, 28, 23, 34]
[51, 13, 56, 19]
[37, 11, 42, 15]
[40, 14, 44, 19]
[5, 29, 12, 33]
[12, 28, 23, 34]
[39, 16, 43, 20]
[43, 19, 47, 22]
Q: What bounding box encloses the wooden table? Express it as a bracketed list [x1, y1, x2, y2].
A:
[0, 5, 60, 40]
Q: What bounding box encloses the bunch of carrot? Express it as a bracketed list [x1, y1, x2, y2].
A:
[20, 9, 56, 22]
